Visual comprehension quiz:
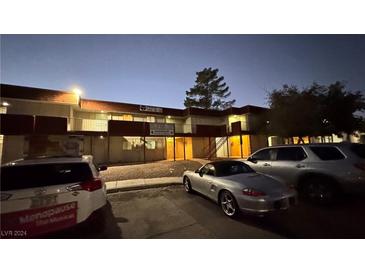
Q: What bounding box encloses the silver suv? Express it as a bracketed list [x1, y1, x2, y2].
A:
[245, 142, 365, 204]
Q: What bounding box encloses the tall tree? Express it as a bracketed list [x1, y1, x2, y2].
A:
[267, 84, 324, 142]
[266, 82, 365, 142]
[184, 67, 236, 110]
[319, 81, 365, 139]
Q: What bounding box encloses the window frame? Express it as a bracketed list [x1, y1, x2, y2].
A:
[201, 164, 216, 176]
[274, 146, 308, 162]
[309, 145, 346, 161]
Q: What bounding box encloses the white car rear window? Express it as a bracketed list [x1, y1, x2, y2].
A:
[1, 163, 93, 191]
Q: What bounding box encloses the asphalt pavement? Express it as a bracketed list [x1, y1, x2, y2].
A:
[48, 185, 365, 239]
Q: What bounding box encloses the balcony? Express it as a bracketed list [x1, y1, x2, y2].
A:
[174, 124, 193, 134]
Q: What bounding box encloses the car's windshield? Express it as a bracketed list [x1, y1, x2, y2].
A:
[215, 162, 255, 177]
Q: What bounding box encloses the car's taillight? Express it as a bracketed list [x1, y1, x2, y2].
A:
[242, 188, 266, 197]
[80, 178, 103, 192]
[354, 163, 365, 171]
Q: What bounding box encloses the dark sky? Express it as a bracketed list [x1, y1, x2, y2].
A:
[1, 35, 364, 108]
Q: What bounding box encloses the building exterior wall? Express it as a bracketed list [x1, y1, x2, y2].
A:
[1, 135, 25, 164]
[250, 134, 268, 154]
[216, 137, 228, 158]
[145, 137, 166, 162]
[192, 137, 210, 158]
[4, 98, 72, 118]
[1, 84, 278, 164]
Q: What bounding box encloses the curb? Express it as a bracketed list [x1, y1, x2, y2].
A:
[106, 181, 182, 194]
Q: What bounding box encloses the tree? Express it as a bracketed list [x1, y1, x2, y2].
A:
[319, 81, 365, 140]
[184, 67, 236, 110]
[266, 82, 365, 143]
[267, 84, 325, 143]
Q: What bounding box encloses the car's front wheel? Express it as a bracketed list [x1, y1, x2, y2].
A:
[183, 176, 193, 193]
[219, 190, 239, 218]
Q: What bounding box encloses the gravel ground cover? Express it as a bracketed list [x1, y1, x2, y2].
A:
[100, 160, 203, 182]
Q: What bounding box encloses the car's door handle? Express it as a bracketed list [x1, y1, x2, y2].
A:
[263, 163, 271, 167]
[296, 164, 305, 168]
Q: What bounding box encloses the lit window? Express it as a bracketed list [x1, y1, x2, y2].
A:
[146, 140, 156, 150]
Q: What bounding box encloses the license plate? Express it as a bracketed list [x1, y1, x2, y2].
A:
[0, 202, 78, 238]
[31, 195, 58, 208]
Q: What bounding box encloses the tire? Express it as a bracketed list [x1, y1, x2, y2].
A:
[183, 176, 193, 193]
[300, 177, 339, 205]
[219, 190, 240, 218]
[88, 204, 108, 233]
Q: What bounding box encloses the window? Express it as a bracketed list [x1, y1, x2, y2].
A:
[310, 146, 345, 161]
[350, 144, 365, 159]
[201, 164, 215, 176]
[146, 116, 156, 123]
[215, 162, 254, 177]
[122, 141, 132, 150]
[122, 137, 143, 150]
[1, 163, 93, 191]
[133, 116, 146, 122]
[146, 140, 156, 150]
[276, 147, 307, 161]
[252, 149, 275, 161]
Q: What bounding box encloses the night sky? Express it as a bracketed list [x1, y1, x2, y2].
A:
[1, 35, 364, 108]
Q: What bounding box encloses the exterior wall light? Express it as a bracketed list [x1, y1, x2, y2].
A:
[2, 101, 10, 107]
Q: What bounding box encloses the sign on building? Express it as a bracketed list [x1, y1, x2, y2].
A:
[140, 105, 163, 113]
[149, 123, 174, 136]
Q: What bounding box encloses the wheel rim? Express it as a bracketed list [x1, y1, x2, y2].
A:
[221, 192, 236, 216]
[184, 178, 190, 192]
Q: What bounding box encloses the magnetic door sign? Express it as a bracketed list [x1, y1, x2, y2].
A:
[149, 123, 174, 136]
[140, 105, 163, 113]
[0, 202, 77, 238]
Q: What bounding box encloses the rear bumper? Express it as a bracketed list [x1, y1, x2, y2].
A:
[236, 192, 298, 214]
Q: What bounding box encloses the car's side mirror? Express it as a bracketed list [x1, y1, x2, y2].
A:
[195, 169, 200, 173]
[247, 157, 257, 164]
[98, 165, 108, 171]
[199, 170, 204, 177]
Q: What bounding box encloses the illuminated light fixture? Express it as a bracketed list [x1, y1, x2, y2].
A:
[72, 87, 83, 97]
[2, 101, 10, 107]
[101, 110, 104, 113]
[167, 115, 172, 119]
[233, 115, 238, 118]
[99, 135, 104, 139]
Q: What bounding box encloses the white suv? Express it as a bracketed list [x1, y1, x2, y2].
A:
[0, 155, 107, 238]
[245, 142, 365, 204]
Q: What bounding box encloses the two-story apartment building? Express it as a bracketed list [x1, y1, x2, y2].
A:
[0, 84, 270, 164]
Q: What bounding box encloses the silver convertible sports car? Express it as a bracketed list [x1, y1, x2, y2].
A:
[182, 160, 297, 217]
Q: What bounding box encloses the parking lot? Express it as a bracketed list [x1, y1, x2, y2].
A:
[49, 185, 365, 239]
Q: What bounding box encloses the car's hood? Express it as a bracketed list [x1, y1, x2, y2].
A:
[222, 173, 289, 195]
